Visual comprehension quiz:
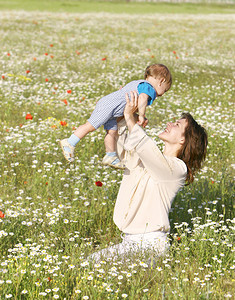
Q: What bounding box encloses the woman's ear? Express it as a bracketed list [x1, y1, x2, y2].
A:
[179, 136, 185, 145]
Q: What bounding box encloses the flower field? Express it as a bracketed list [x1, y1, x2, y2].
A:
[0, 8, 234, 299]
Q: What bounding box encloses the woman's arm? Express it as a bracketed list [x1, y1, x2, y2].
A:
[124, 91, 139, 133]
[124, 93, 186, 182]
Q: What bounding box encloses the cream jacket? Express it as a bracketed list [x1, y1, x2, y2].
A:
[113, 121, 187, 234]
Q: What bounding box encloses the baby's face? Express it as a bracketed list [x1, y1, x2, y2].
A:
[147, 76, 170, 97]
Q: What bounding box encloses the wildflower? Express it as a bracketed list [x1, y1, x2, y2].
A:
[53, 296, 59, 299]
[45, 53, 48, 56]
[173, 51, 176, 54]
[81, 261, 89, 267]
[5, 295, 12, 298]
[102, 57, 107, 61]
[26, 70, 30, 74]
[21, 290, 28, 294]
[62, 99, 68, 105]
[25, 113, 33, 120]
[45, 78, 49, 82]
[75, 290, 81, 294]
[143, 289, 149, 292]
[82, 296, 89, 300]
[95, 181, 103, 187]
[67, 89, 72, 94]
[50, 44, 54, 47]
[2, 75, 5, 79]
[60, 121, 67, 126]
[0, 211, 5, 218]
[122, 294, 128, 298]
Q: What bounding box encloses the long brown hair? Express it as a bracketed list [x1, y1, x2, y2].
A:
[177, 113, 208, 184]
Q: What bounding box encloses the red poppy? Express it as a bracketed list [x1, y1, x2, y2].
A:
[45, 182, 48, 185]
[82, 96, 85, 100]
[50, 55, 54, 59]
[102, 57, 107, 61]
[151, 55, 155, 58]
[48, 277, 52, 282]
[24, 181, 27, 184]
[76, 51, 81, 55]
[45, 53, 48, 56]
[173, 51, 176, 54]
[7, 53, 10, 56]
[45, 78, 49, 82]
[95, 181, 103, 187]
[25, 113, 33, 120]
[2, 75, 5, 79]
[0, 211, 5, 218]
[176, 237, 181, 241]
[147, 49, 151, 52]
[50, 44, 54, 47]
[26, 70, 30, 74]
[33, 57, 37, 61]
[60, 121, 67, 126]
[67, 89, 72, 94]
[62, 99, 68, 105]
[176, 56, 179, 59]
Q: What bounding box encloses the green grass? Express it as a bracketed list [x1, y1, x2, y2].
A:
[0, 7, 234, 300]
[0, 0, 234, 13]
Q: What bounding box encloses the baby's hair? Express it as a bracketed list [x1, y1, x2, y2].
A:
[144, 64, 172, 88]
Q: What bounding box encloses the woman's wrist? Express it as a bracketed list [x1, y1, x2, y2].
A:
[124, 112, 136, 132]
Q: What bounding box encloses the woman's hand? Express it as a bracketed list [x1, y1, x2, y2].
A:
[124, 91, 138, 133]
[124, 91, 138, 117]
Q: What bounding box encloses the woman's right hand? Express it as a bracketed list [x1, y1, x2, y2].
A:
[124, 91, 139, 132]
[124, 91, 138, 117]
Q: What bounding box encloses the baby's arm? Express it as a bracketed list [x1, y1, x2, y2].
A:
[137, 93, 149, 126]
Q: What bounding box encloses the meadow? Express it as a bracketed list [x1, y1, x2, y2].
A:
[0, 2, 234, 299]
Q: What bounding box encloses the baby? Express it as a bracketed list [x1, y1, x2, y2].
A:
[59, 64, 172, 168]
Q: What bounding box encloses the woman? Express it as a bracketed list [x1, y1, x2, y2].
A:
[90, 91, 208, 262]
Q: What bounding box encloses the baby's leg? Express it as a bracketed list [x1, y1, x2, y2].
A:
[59, 121, 95, 163]
[104, 129, 118, 153]
[102, 129, 124, 169]
[73, 121, 96, 139]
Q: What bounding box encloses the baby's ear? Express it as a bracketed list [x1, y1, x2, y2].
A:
[160, 77, 166, 84]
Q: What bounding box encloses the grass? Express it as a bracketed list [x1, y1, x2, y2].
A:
[0, 0, 234, 14]
[0, 4, 234, 300]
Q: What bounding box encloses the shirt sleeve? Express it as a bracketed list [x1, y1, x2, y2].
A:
[137, 82, 157, 106]
[124, 124, 187, 181]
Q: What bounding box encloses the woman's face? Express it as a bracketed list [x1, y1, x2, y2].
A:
[158, 118, 188, 145]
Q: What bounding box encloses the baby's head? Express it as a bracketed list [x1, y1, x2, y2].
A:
[144, 64, 172, 96]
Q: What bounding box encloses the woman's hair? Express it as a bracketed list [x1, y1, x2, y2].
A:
[177, 113, 208, 184]
[144, 64, 172, 89]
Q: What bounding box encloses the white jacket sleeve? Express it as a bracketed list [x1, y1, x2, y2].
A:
[124, 124, 186, 181]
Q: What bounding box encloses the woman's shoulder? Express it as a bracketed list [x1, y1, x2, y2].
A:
[165, 156, 187, 176]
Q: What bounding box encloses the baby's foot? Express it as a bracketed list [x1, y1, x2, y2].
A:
[59, 139, 75, 163]
[102, 155, 125, 169]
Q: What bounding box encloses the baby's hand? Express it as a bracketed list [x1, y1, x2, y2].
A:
[137, 115, 145, 126]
